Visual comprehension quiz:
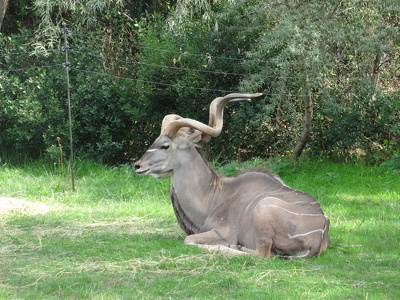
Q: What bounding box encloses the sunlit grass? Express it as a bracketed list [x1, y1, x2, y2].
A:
[0, 158, 399, 299]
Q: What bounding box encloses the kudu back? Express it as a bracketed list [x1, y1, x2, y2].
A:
[135, 93, 329, 258]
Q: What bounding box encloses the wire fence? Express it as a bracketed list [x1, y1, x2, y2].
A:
[0, 31, 312, 97]
[1, 29, 398, 169]
[2, 30, 397, 101]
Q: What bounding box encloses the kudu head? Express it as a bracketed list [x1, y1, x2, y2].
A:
[134, 93, 262, 178]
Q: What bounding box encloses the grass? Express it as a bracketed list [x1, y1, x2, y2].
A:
[0, 157, 399, 299]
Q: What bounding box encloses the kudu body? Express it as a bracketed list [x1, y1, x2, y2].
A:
[135, 93, 329, 258]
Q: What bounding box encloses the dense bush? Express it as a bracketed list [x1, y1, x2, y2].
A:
[0, 34, 63, 158]
[135, 0, 400, 163]
[0, 0, 399, 164]
[312, 91, 400, 162]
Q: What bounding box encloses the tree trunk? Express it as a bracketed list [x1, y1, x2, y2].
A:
[0, 0, 9, 32]
[371, 52, 381, 101]
[292, 75, 313, 162]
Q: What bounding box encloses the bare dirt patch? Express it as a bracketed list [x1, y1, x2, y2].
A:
[0, 197, 52, 215]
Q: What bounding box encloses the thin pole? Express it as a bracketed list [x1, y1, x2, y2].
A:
[62, 22, 75, 192]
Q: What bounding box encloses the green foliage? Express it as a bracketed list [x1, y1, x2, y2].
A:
[214, 156, 292, 177]
[0, 0, 399, 164]
[134, 15, 223, 120]
[0, 33, 64, 158]
[1, 0, 37, 35]
[216, 0, 400, 161]
[313, 91, 400, 162]
[0, 32, 142, 163]
[0, 3, 163, 163]
[380, 154, 400, 175]
[69, 72, 141, 162]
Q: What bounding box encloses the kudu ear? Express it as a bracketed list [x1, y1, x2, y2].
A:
[174, 129, 202, 150]
[181, 126, 205, 147]
[187, 131, 202, 145]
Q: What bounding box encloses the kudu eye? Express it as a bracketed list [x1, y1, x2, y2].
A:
[160, 143, 170, 150]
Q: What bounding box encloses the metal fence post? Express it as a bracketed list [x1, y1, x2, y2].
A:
[61, 22, 75, 192]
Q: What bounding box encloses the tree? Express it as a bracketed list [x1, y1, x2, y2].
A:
[292, 76, 313, 162]
[213, 0, 400, 161]
[0, 0, 178, 163]
[0, 0, 9, 31]
[92, 0, 400, 162]
[0, 0, 398, 163]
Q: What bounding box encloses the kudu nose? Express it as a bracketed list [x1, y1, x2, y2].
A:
[134, 162, 140, 170]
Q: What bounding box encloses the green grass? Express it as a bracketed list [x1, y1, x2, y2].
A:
[0, 158, 399, 299]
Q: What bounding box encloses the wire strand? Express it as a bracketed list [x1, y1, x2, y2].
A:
[1, 64, 62, 73]
[70, 67, 238, 94]
[68, 48, 299, 79]
[0, 33, 342, 97]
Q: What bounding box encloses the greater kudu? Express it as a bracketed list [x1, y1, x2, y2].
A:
[134, 93, 329, 258]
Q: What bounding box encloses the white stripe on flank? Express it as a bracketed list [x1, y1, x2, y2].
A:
[267, 205, 324, 217]
[288, 229, 325, 239]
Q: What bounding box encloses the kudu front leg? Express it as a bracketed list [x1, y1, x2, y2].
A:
[184, 229, 251, 256]
[184, 229, 228, 246]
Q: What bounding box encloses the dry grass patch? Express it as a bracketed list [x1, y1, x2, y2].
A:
[0, 197, 54, 215]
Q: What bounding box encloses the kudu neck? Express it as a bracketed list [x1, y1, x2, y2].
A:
[172, 147, 216, 188]
[170, 147, 218, 226]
